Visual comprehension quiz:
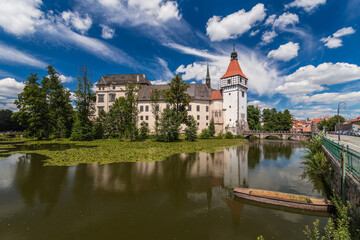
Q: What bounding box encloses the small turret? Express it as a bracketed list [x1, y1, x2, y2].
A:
[231, 43, 238, 61]
[206, 61, 211, 88]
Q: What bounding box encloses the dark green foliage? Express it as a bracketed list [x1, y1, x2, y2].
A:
[208, 118, 215, 137]
[249, 135, 259, 140]
[158, 108, 182, 142]
[162, 74, 191, 123]
[70, 66, 95, 141]
[247, 105, 261, 130]
[200, 128, 211, 139]
[151, 88, 162, 140]
[318, 116, 345, 131]
[42, 66, 74, 138]
[215, 131, 223, 139]
[139, 121, 149, 140]
[184, 116, 198, 141]
[0, 110, 22, 132]
[225, 131, 234, 139]
[262, 108, 292, 131]
[236, 135, 244, 139]
[93, 109, 106, 139]
[14, 73, 48, 139]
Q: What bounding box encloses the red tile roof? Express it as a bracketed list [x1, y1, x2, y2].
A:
[211, 90, 223, 100]
[350, 116, 360, 123]
[221, 60, 248, 79]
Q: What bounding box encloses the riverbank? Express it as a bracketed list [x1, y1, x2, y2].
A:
[0, 138, 246, 166]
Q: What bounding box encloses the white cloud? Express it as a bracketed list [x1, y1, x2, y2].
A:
[0, 42, 47, 68]
[168, 43, 281, 96]
[0, 78, 24, 98]
[206, 3, 266, 41]
[285, 0, 326, 13]
[248, 100, 270, 110]
[300, 91, 360, 103]
[276, 62, 360, 101]
[61, 10, 92, 34]
[261, 31, 278, 45]
[249, 30, 260, 36]
[156, 57, 174, 80]
[0, 0, 43, 36]
[100, 24, 115, 39]
[320, 27, 356, 49]
[267, 42, 300, 61]
[59, 75, 74, 83]
[266, 12, 299, 28]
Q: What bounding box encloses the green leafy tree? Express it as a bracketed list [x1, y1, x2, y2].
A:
[13, 73, 48, 138]
[42, 66, 74, 138]
[94, 109, 106, 139]
[150, 88, 162, 140]
[208, 118, 215, 137]
[247, 105, 261, 130]
[158, 108, 182, 142]
[225, 131, 234, 139]
[70, 66, 96, 141]
[0, 110, 22, 132]
[122, 83, 139, 141]
[162, 74, 191, 123]
[139, 121, 149, 140]
[184, 116, 198, 141]
[262, 108, 292, 131]
[200, 128, 211, 139]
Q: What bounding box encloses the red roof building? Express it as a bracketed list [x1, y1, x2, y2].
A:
[211, 90, 223, 100]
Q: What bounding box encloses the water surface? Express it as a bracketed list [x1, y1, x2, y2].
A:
[0, 140, 328, 239]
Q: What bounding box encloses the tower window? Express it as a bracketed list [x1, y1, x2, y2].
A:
[113, 86, 115, 89]
[219, 111, 222, 117]
[206, 115, 209, 120]
[229, 119, 231, 121]
[229, 106, 231, 108]
[197, 105, 200, 111]
[242, 91, 245, 97]
[206, 106, 209, 112]
[228, 79, 231, 84]
[197, 115, 200, 120]
[215, 111, 218, 117]
[229, 93, 231, 95]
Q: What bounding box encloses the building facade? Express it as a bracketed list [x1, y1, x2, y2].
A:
[94, 47, 249, 134]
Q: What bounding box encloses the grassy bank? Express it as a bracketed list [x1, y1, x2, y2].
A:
[1, 138, 246, 166]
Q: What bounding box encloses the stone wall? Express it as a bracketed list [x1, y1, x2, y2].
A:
[323, 146, 360, 214]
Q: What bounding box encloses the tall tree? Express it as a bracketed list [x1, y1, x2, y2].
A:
[0, 110, 22, 132]
[42, 65, 74, 138]
[247, 105, 261, 130]
[150, 88, 162, 140]
[70, 66, 96, 141]
[13, 73, 48, 138]
[208, 118, 216, 137]
[282, 110, 293, 131]
[162, 74, 191, 123]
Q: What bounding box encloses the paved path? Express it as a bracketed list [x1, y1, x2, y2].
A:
[326, 134, 360, 152]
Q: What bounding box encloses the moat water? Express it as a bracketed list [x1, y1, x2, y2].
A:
[0, 140, 329, 239]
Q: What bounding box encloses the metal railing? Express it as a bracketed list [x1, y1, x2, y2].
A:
[322, 136, 360, 179]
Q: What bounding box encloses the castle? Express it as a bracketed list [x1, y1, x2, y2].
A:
[95, 46, 249, 134]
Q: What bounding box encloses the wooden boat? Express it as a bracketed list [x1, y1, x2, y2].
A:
[233, 188, 333, 212]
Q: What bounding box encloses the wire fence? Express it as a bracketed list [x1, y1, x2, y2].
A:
[322, 136, 360, 179]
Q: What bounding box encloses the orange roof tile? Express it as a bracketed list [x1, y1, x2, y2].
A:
[211, 90, 223, 100]
[221, 60, 248, 79]
[350, 116, 360, 123]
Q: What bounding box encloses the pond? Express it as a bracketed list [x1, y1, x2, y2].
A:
[0, 140, 329, 239]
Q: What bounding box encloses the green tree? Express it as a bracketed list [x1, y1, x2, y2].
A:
[42, 66, 74, 138]
[199, 129, 211, 139]
[94, 109, 106, 139]
[122, 83, 139, 141]
[162, 74, 191, 123]
[185, 116, 198, 141]
[70, 66, 96, 141]
[13, 73, 48, 139]
[0, 110, 22, 132]
[328, 116, 345, 131]
[139, 121, 149, 140]
[208, 118, 215, 137]
[247, 105, 261, 130]
[282, 110, 292, 131]
[158, 108, 182, 142]
[150, 88, 162, 140]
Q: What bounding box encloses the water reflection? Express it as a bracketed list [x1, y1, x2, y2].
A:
[0, 140, 328, 240]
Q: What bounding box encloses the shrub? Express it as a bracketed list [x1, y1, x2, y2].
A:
[139, 121, 149, 140]
[215, 131, 223, 139]
[224, 131, 234, 139]
[200, 129, 211, 139]
[70, 118, 94, 141]
[185, 116, 198, 142]
[236, 135, 244, 139]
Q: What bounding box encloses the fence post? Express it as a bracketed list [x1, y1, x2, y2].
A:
[341, 145, 346, 204]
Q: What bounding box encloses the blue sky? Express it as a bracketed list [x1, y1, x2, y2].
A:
[0, 0, 359, 119]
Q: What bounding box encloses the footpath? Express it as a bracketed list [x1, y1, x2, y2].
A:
[326, 134, 360, 153]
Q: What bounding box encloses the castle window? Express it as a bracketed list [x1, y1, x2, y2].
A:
[98, 94, 104, 103]
[228, 79, 231, 84]
[188, 105, 192, 111]
[140, 116, 143, 120]
[219, 111, 222, 117]
[206, 115, 209, 120]
[206, 123, 208, 126]
[197, 115, 200, 120]
[229, 119, 231, 121]
[113, 86, 115, 89]
[242, 91, 245, 97]
[140, 106, 144, 112]
[109, 94, 115, 102]
[215, 111, 218, 117]
[145, 105, 149, 112]
[206, 106, 209, 112]
[229, 93, 231, 95]
[197, 105, 200, 111]
[229, 106, 231, 108]
[98, 106, 104, 114]
[145, 116, 149, 120]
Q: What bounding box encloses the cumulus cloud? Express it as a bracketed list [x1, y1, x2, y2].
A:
[250, 30, 260, 36]
[100, 24, 115, 39]
[0, 0, 43, 36]
[267, 42, 300, 61]
[0, 78, 24, 98]
[276, 62, 360, 101]
[248, 100, 271, 110]
[206, 3, 266, 41]
[261, 31, 278, 45]
[300, 91, 360, 103]
[61, 10, 92, 34]
[285, 0, 326, 13]
[320, 27, 356, 48]
[59, 75, 74, 83]
[0, 42, 47, 68]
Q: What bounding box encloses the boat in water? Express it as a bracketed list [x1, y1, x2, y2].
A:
[233, 188, 333, 212]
